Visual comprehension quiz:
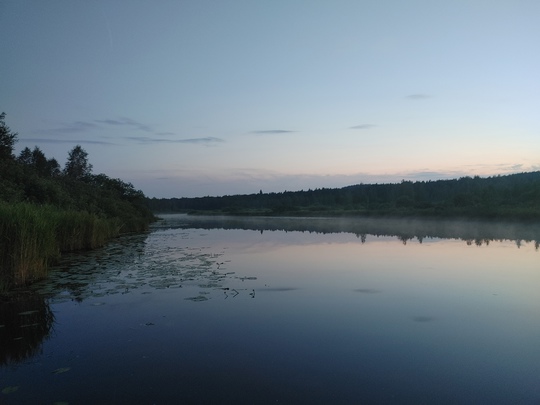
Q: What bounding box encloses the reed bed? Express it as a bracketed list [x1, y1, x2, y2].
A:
[0, 203, 127, 289]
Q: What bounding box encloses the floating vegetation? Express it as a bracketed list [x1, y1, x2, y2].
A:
[238, 276, 257, 281]
[185, 296, 209, 302]
[12, 222, 260, 308]
[2, 385, 19, 394]
[259, 287, 298, 292]
[52, 367, 71, 375]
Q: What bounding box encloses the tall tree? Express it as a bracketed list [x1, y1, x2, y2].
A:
[31, 146, 48, 175]
[0, 112, 17, 160]
[64, 145, 93, 179]
[18, 147, 32, 165]
[46, 158, 61, 177]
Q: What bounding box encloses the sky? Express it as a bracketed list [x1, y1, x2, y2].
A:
[1, 1, 539, 198]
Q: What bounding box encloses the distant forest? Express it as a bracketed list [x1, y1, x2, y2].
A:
[147, 171, 540, 220]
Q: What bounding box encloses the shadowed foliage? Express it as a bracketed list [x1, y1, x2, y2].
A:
[147, 172, 540, 220]
[0, 114, 155, 290]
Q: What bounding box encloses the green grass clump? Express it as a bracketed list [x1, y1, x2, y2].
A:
[0, 203, 59, 286]
[54, 210, 120, 251]
[0, 203, 135, 289]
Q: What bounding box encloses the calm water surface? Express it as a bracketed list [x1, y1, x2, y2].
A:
[1, 215, 539, 404]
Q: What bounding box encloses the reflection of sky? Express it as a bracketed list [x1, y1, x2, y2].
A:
[224, 230, 539, 298]
[171, 224, 540, 325]
[2, 223, 539, 403]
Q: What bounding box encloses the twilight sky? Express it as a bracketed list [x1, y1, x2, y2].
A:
[1, 1, 539, 198]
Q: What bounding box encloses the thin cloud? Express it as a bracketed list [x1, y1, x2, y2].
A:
[403, 170, 463, 180]
[35, 117, 155, 135]
[349, 124, 375, 130]
[250, 130, 295, 134]
[34, 121, 99, 135]
[95, 118, 153, 132]
[406, 94, 431, 100]
[34, 117, 179, 138]
[125, 136, 224, 144]
[21, 137, 115, 145]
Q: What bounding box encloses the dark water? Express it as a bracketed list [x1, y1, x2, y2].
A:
[1, 215, 539, 404]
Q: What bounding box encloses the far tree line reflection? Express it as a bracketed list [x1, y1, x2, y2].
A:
[162, 215, 540, 250]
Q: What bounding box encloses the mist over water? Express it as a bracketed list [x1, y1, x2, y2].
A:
[1, 215, 539, 404]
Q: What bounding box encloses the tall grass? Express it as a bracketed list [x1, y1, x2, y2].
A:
[55, 210, 121, 251]
[0, 203, 128, 289]
[0, 203, 58, 287]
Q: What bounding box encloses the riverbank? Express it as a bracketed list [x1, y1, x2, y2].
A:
[0, 203, 154, 292]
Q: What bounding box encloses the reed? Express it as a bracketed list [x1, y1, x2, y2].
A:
[0, 203, 59, 286]
[54, 210, 120, 251]
[0, 203, 130, 289]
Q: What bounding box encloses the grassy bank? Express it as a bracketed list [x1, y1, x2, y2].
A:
[0, 203, 139, 291]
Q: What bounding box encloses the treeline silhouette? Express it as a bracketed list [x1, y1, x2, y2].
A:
[147, 172, 540, 219]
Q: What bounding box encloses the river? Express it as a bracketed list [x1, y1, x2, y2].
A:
[1, 214, 539, 404]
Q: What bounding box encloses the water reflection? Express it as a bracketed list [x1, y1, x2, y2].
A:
[162, 214, 540, 248]
[0, 215, 539, 403]
[0, 292, 54, 366]
[23, 224, 258, 307]
[29, 232, 150, 304]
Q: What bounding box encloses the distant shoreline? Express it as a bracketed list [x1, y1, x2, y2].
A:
[159, 208, 540, 222]
[147, 171, 540, 222]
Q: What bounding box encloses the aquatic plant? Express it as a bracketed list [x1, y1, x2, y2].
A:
[0, 203, 58, 286]
[0, 203, 132, 288]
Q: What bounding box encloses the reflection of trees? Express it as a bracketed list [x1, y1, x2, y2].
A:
[0, 291, 54, 366]
[158, 215, 540, 248]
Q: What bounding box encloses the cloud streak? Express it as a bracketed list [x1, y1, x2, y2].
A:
[250, 130, 296, 134]
[406, 94, 431, 100]
[20, 137, 115, 145]
[29, 117, 225, 146]
[34, 121, 100, 135]
[35, 117, 161, 136]
[125, 136, 224, 144]
[94, 118, 153, 132]
[349, 124, 375, 130]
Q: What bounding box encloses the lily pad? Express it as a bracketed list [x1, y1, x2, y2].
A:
[2, 386, 19, 394]
[52, 367, 71, 375]
[184, 296, 208, 302]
